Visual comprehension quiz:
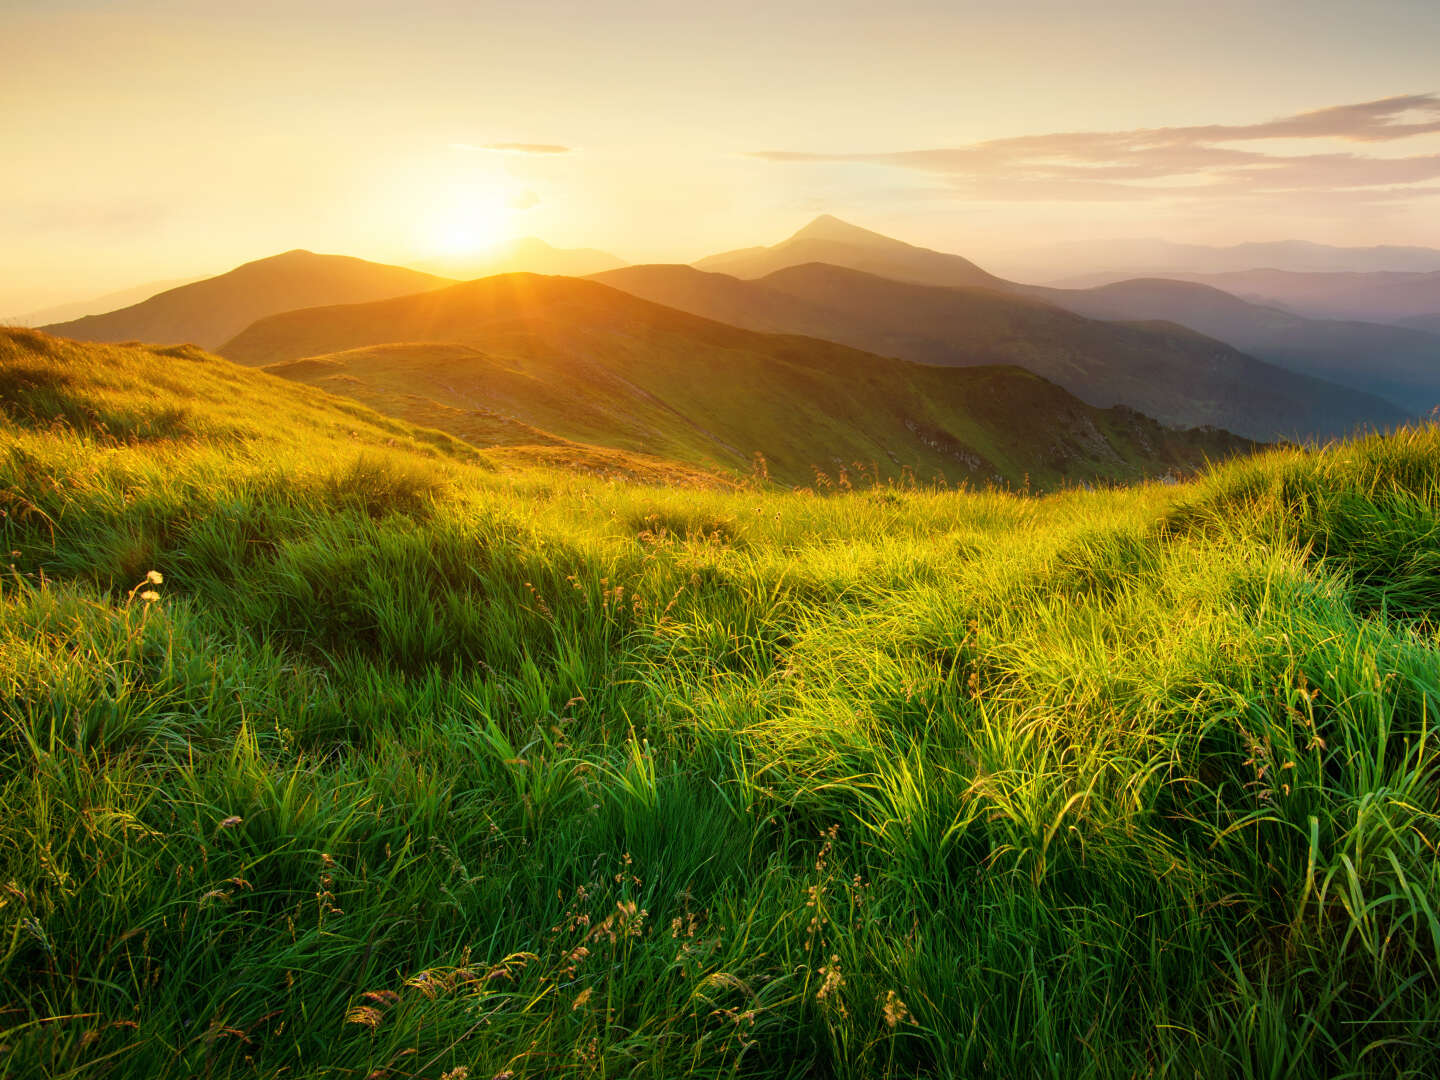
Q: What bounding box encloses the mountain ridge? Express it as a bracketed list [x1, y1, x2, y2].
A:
[215, 272, 1254, 488]
[594, 261, 1405, 441]
[40, 250, 455, 349]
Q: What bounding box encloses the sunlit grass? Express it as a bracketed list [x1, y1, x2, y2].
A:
[3, 327, 1440, 1077]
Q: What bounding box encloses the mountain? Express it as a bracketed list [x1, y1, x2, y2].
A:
[1399, 313, 1440, 336]
[684, 218, 1430, 424]
[5, 276, 204, 326]
[594, 262, 1404, 442]
[694, 215, 1006, 290]
[39, 251, 454, 349]
[1044, 268, 1440, 326]
[1023, 278, 1440, 413]
[218, 273, 1252, 488]
[417, 236, 626, 279]
[994, 237, 1440, 282]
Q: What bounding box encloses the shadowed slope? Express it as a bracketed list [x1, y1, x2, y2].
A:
[684, 218, 1428, 424]
[1024, 277, 1440, 412]
[595, 262, 1404, 441]
[222, 274, 1254, 488]
[40, 251, 455, 349]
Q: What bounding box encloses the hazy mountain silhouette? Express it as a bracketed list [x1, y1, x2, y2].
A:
[40, 251, 454, 349]
[417, 236, 625, 279]
[595, 262, 1404, 441]
[1047, 268, 1440, 326]
[695, 215, 1006, 290]
[218, 273, 1251, 487]
[999, 238, 1440, 282]
[1024, 278, 1440, 412]
[685, 217, 1431, 423]
[1398, 313, 1440, 335]
[6, 276, 204, 327]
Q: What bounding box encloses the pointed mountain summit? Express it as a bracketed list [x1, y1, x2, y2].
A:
[41, 251, 454, 349]
[786, 213, 900, 247]
[694, 214, 1005, 290]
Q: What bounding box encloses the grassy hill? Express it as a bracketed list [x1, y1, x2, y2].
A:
[6, 324, 1440, 1078]
[595, 262, 1406, 441]
[40, 251, 455, 349]
[1025, 277, 1440, 412]
[217, 274, 1252, 488]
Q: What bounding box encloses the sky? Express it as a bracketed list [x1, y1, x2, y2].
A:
[4, 0, 1440, 313]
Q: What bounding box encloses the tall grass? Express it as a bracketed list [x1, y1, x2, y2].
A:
[4, 329, 1440, 1076]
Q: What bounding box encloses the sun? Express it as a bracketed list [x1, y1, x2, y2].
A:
[423, 195, 512, 256]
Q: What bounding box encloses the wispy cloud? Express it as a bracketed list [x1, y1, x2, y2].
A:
[451, 142, 572, 155]
[751, 94, 1440, 204]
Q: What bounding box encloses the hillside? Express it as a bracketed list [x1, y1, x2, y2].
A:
[6, 323, 1440, 1077]
[595, 262, 1405, 441]
[695, 214, 1007, 289]
[0, 329, 727, 488]
[40, 250, 454, 349]
[217, 275, 1251, 488]
[1024, 277, 1440, 411]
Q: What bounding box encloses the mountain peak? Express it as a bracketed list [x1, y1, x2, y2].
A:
[787, 214, 899, 247]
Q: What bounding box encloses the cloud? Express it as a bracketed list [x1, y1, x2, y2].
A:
[751, 94, 1440, 204]
[507, 189, 540, 210]
[451, 142, 571, 155]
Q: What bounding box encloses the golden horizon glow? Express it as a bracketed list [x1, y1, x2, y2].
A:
[5, 1, 1440, 314]
[419, 196, 515, 258]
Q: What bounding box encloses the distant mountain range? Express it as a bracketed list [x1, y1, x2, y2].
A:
[996, 237, 1440, 282]
[594, 261, 1405, 441]
[650, 215, 1435, 424]
[218, 274, 1251, 488]
[1045, 267, 1440, 328]
[6, 276, 205, 327]
[1400, 313, 1440, 335]
[1020, 278, 1440, 413]
[40, 251, 452, 349]
[25, 216, 1431, 478]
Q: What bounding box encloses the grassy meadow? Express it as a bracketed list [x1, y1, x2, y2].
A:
[3, 328, 1440, 1077]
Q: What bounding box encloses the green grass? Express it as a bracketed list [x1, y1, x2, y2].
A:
[220, 273, 1254, 489]
[4, 327, 1440, 1077]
